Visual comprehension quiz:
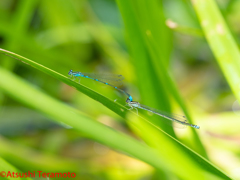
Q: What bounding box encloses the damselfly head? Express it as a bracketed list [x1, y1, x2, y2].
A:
[195, 125, 200, 129]
[68, 69, 73, 75]
[126, 96, 133, 103]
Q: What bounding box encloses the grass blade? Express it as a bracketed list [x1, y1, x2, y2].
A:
[0, 157, 32, 180]
[116, 0, 207, 158]
[192, 0, 240, 104]
[0, 48, 231, 179]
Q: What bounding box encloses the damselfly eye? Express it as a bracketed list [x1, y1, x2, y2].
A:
[68, 70, 73, 75]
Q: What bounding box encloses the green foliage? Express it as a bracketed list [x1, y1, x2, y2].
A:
[0, 157, 32, 180]
[0, 0, 239, 179]
[0, 47, 230, 179]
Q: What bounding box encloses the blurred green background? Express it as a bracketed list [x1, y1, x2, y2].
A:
[0, 0, 240, 179]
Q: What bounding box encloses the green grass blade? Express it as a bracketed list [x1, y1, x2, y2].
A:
[0, 48, 125, 116]
[0, 65, 170, 173]
[0, 66, 207, 179]
[0, 48, 231, 179]
[2, 0, 38, 70]
[192, 0, 240, 104]
[116, 0, 175, 136]
[116, 0, 207, 158]
[0, 157, 32, 180]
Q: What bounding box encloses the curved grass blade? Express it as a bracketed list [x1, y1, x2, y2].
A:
[0, 48, 231, 179]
